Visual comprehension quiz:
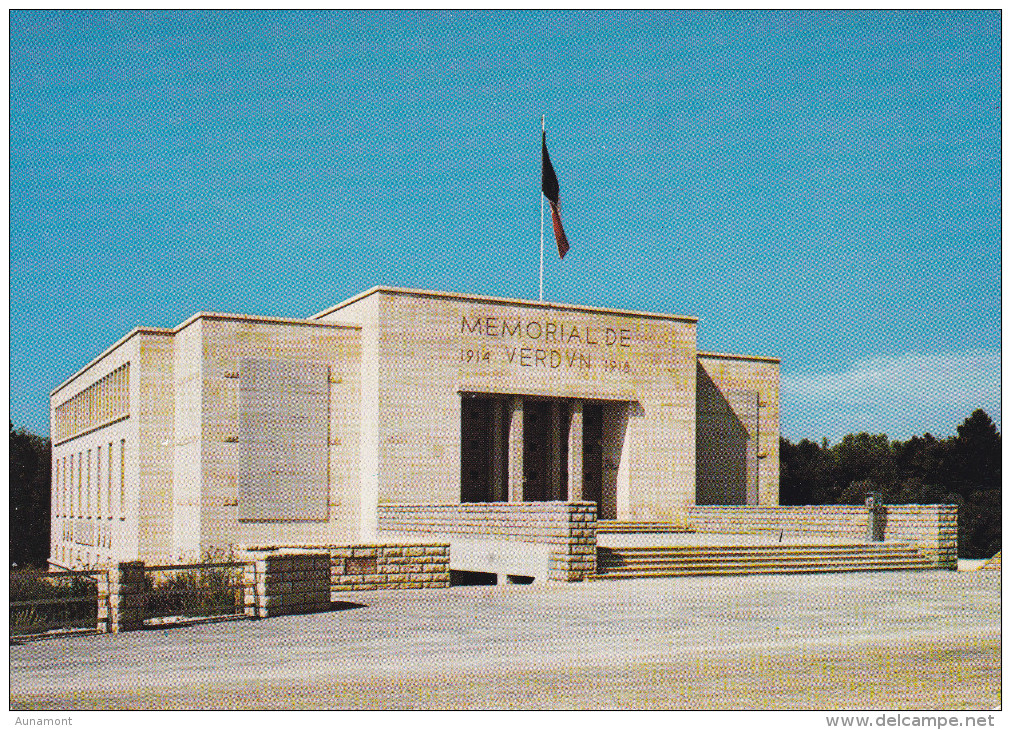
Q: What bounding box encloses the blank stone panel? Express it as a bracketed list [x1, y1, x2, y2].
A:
[239, 359, 330, 521]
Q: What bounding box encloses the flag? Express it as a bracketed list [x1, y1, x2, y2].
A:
[541, 131, 570, 259]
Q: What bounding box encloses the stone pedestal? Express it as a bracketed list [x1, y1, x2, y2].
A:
[243, 551, 330, 619]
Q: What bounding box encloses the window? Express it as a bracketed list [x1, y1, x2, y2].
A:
[119, 439, 126, 519]
[76, 454, 82, 518]
[86, 450, 92, 517]
[107, 443, 113, 519]
[96, 446, 102, 516]
[53, 363, 130, 443]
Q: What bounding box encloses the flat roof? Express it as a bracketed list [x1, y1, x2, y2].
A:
[51, 312, 359, 398]
[698, 350, 781, 365]
[311, 285, 699, 324]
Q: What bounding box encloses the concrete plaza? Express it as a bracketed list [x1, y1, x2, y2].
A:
[9, 569, 1000, 710]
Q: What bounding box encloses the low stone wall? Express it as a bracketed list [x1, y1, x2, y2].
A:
[243, 543, 451, 593]
[688, 505, 957, 569]
[328, 544, 450, 592]
[377, 502, 597, 581]
[242, 551, 331, 618]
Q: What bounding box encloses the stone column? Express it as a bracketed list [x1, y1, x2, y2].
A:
[491, 399, 506, 502]
[508, 396, 524, 502]
[550, 401, 563, 500]
[567, 400, 583, 501]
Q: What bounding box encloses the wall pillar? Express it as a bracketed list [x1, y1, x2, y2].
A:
[508, 397, 524, 502]
[567, 400, 583, 501]
[102, 560, 144, 633]
[243, 551, 330, 619]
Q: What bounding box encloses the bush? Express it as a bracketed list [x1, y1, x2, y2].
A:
[10, 568, 98, 634]
[143, 552, 244, 620]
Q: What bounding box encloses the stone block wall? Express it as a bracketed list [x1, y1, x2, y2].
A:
[882, 505, 957, 570]
[377, 502, 597, 581]
[328, 544, 450, 592]
[687, 505, 957, 569]
[242, 551, 331, 618]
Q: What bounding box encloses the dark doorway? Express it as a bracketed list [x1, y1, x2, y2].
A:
[522, 400, 551, 501]
[460, 396, 507, 502]
[696, 364, 758, 505]
[521, 400, 570, 501]
[582, 402, 603, 508]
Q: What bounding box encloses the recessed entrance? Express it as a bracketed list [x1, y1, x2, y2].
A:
[460, 396, 507, 503]
[460, 393, 630, 518]
[522, 400, 568, 501]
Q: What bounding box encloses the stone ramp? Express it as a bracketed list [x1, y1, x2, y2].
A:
[591, 542, 933, 580]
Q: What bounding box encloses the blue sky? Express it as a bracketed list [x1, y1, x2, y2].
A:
[10, 10, 1001, 443]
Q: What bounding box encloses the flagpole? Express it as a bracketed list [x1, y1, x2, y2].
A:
[540, 114, 545, 302]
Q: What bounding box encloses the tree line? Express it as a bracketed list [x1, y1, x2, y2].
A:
[9, 409, 1002, 567]
[10, 422, 51, 568]
[780, 409, 1001, 559]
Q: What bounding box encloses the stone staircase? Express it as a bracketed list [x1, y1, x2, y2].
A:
[591, 542, 932, 580]
[597, 520, 694, 534]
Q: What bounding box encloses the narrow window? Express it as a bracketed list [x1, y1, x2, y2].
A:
[119, 439, 126, 519]
[73, 454, 79, 517]
[107, 443, 113, 519]
[86, 450, 92, 517]
[96, 446, 102, 516]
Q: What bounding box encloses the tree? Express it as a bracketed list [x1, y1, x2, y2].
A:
[780, 437, 834, 505]
[832, 433, 898, 504]
[779, 409, 1001, 559]
[10, 422, 51, 568]
[947, 409, 1001, 497]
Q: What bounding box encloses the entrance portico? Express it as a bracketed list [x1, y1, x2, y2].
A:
[459, 393, 632, 520]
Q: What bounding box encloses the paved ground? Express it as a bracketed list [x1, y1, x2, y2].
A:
[9, 569, 1000, 710]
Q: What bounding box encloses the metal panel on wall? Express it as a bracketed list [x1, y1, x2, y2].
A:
[239, 359, 329, 521]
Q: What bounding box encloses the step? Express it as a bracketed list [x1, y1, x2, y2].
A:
[596, 553, 931, 568]
[597, 554, 927, 569]
[595, 557, 931, 573]
[596, 545, 924, 557]
[599, 542, 912, 551]
[597, 548, 920, 558]
[589, 561, 932, 580]
[598, 524, 691, 528]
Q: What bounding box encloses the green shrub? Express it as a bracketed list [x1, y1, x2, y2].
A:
[143, 552, 244, 620]
[9, 568, 98, 634]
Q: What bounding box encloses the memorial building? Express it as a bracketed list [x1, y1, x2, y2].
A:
[49, 286, 780, 569]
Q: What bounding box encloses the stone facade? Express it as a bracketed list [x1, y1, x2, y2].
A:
[328, 543, 450, 591]
[50, 286, 781, 569]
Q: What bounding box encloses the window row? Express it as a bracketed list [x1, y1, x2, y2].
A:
[53, 363, 130, 443]
[53, 439, 127, 520]
[55, 545, 110, 569]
